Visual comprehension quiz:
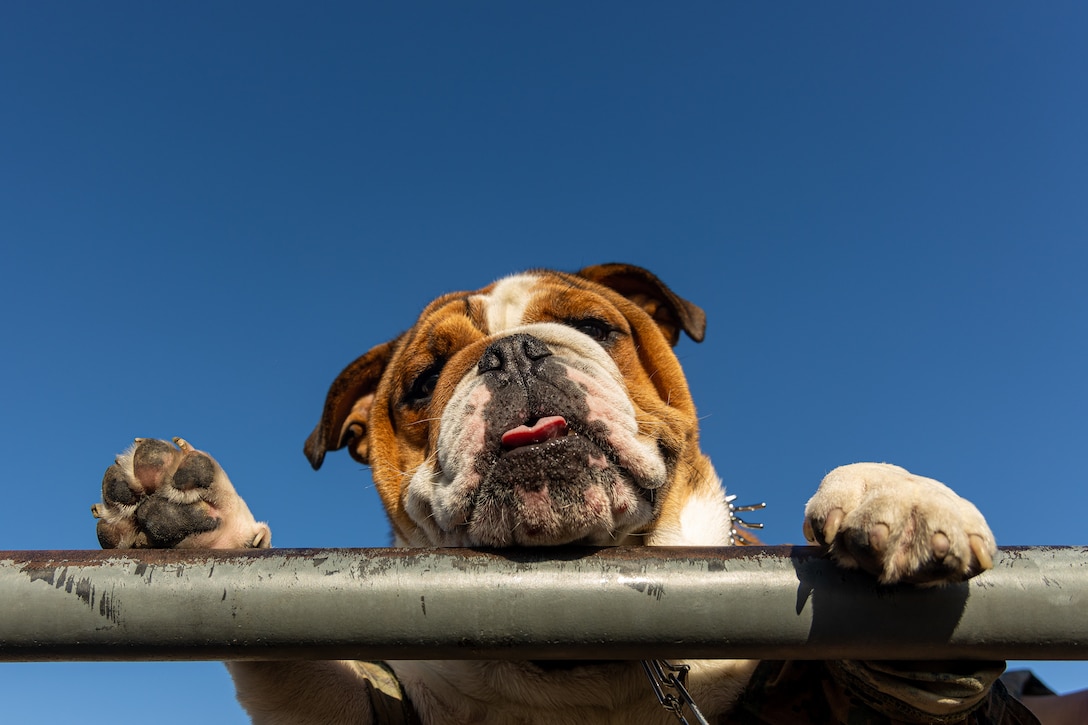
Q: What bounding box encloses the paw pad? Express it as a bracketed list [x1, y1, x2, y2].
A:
[92, 437, 270, 550]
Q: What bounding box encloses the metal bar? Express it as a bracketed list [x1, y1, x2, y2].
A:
[0, 546, 1085, 662]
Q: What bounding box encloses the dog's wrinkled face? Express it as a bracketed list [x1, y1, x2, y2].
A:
[410, 311, 667, 547]
[304, 264, 715, 548]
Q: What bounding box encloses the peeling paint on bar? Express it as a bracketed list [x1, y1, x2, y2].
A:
[0, 546, 1085, 662]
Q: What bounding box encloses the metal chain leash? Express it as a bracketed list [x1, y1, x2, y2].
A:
[642, 496, 766, 722]
[642, 659, 711, 725]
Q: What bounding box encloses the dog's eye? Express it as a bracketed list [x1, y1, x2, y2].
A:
[568, 318, 614, 343]
[406, 362, 444, 404]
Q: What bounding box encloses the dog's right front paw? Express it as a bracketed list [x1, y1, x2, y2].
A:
[92, 437, 270, 550]
[803, 463, 994, 585]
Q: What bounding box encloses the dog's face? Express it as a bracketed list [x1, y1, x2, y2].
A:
[304, 264, 727, 548]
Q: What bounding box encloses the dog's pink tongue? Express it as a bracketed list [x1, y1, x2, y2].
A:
[501, 415, 568, 448]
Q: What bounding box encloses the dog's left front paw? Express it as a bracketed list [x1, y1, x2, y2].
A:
[91, 437, 270, 551]
[803, 463, 996, 585]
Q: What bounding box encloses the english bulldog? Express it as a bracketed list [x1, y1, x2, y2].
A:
[92, 263, 1034, 724]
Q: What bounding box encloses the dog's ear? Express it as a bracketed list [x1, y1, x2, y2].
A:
[304, 335, 402, 470]
[577, 263, 706, 345]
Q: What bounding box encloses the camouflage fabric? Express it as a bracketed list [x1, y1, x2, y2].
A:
[730, 660, 1041, 725]
[354, 659, 1041, 724]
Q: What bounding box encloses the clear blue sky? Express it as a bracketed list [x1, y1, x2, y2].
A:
[2, 3, 1086, 721]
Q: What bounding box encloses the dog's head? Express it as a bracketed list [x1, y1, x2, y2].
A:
[304, 263, 728, 547]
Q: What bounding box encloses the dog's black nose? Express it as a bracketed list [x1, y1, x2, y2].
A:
[478, 333, 552, 377]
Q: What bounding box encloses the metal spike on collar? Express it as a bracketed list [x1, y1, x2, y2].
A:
[726, 493, 766, 546]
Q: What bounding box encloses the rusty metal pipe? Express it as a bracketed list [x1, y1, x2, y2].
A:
[0, 546, 1085, 662]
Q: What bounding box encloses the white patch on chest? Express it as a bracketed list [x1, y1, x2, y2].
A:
[480, 273, 539, 334]
[650, 481, 733, 546]
[678, 487, 733, 545]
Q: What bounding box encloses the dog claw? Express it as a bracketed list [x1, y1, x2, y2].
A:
[249, 529, 271, 549]
[823, 508, 844, 542]
[174, 437, 193, 452]
[931, 531, 951, 559]
[868, 522, 890, 552]
[970, 534, 993, 571]
[802, 518, 816, 543]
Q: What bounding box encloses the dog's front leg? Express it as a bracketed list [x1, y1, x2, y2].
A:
[795, 463, 1030, 723]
